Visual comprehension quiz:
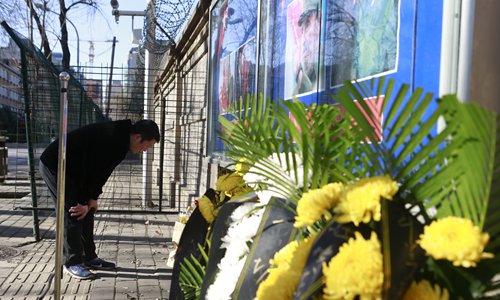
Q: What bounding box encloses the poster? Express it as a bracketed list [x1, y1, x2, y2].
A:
[211, 0, 258, 114]
[325, 0, 400, 88]
[284, 0, 322, 99]
[210, 0, 258, 152]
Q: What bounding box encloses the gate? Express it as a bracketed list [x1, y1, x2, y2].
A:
[1, 22, 179, 240]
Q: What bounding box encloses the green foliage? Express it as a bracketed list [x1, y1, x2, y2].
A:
[219, 94, 360, 204]
[179, 243, 210, 300]
[218, 78, 500, 298]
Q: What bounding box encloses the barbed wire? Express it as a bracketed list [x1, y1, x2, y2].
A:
[140, 0, 197, 58]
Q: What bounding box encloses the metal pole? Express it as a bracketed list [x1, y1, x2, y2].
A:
[142, 49, 154, 207]
[54, 72, 70, 299]
[106, 36, 117, 119]
[158, 89, 166, 211]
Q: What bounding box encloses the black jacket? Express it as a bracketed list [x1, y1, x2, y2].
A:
[40, 120, 132, 204]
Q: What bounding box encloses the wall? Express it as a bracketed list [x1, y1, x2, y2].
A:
[153, 0, 495, 209]
[154, 0, 218, 209]
[470, 0, 500, 113]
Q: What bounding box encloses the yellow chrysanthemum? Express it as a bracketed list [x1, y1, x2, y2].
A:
[402, 280, 449, 300]
[418, 216, 494, 267]
[323, 231, 383, 300]
[198, 196, 216, 223]
[256, 235, 316, 300]
[294, 183, 344, 227]
[335, 175, 398, 226]
[216, 172, 246, 197]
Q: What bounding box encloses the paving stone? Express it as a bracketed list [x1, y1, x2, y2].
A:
[138, 284, 164, 299]
[89, 286, 116, 299]
[2, 282, 22, 296]
[0, 183, 175, 299]
[138, 278, 161, 287]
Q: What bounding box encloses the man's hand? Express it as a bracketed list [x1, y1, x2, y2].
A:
[88, 199, 98, 213]
[68, 203, 89, 221]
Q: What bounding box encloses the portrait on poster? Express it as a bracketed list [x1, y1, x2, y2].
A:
[235, 37, 257, 102]
[326, 0, 400, 88]
[218, 52, 236, 114]
[284, 0, 322, 99]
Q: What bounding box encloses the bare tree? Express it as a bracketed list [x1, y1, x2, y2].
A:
[25, 0, 53, 58]
[58, 0, 99, 70]
[18, 0, 100, 71]
[0, 1, 25, 44]
[3, 0, 104, 73]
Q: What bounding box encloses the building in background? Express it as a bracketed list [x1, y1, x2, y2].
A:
[0, 39, 22, 116]
[0, 39, 23, 141]
[125, 46, 145, 120]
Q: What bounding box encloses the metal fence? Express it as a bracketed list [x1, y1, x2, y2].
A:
[1, 22, 193, 240]
[156, 64, 208, 211]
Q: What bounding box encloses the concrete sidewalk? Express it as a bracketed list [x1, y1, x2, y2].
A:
[0, 180, 177, 300]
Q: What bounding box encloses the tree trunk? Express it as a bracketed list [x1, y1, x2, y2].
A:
[24, 0, 52, 59]
[59, 0, 71, 71]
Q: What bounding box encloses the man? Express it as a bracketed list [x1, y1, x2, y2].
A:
[39, 119, 160, 280]
[294, 0, 320, 95]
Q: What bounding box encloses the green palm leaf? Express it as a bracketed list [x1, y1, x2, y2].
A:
[333, 80, 462, 205]
[442, 96, 499, 225]
[179, 243, 210, 299]
[440, 97, 500, 295]
[219, 94, 360, 204]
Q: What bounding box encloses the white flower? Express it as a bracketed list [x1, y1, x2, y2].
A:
[206, 258, 246, 300]
[244, 152, 310, 204]
[206, 202, 265, 300]
[230, 202, 256, 221]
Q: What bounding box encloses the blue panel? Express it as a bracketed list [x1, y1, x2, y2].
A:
[209, 0, 446, 154]
[413, 0, 443, 96]
[387, 0, 418, 87]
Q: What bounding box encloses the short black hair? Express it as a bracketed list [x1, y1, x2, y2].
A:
[131, 119, 160, 142]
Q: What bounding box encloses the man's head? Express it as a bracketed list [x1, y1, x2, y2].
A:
[298, 0, 320, 78]
[129, 119, 160, 154]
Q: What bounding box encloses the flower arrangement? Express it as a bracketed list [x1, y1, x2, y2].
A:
[214, 78, 500, 299]
[175, 78, 500, 299]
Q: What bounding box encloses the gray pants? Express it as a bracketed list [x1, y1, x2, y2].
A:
[39, 160, 97, 266]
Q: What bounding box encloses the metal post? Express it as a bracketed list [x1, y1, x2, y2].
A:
[106, 36, 117, 119]
[19, 45, 41, 241]
[142, 49, 154, 207]
[158, 89, 166, 211]
[54, 72, 70, 299]
[172, 55, 182, 209]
